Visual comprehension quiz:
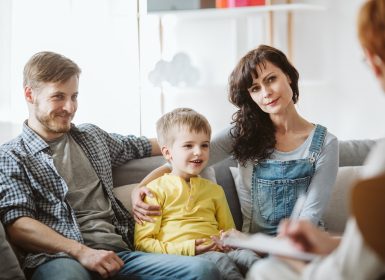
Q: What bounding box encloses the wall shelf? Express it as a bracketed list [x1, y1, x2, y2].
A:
[144, 4, 326, 19]
[140, 2, 326, 61]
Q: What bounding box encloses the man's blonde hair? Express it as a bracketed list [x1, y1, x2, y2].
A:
[357, 0, 385, 62]
[156, 108, 211, 147]
[23, 51, 81, 89]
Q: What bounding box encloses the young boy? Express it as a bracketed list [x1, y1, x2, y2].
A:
[134, 108, 259, 279]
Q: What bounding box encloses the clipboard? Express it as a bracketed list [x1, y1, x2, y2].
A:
[351, 173, 385, 262]
[222, 232, 319, 261]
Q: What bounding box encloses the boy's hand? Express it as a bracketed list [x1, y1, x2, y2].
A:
[131, 185, 161, 224]
[211, 230, 235, 252]
[214, 229, 244, 252]
[220, 228, 245, 241]
[195, 239, 217, 255]
[210, 235, 231, 252]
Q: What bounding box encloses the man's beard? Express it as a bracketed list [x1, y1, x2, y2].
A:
[35, 106, 73, 134]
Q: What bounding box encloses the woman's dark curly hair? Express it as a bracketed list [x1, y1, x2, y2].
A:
[229, 45, 299, 165]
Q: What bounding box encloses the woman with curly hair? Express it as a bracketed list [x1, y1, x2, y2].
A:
[133, 45, 339, 237]
[208, 44, 339, 235]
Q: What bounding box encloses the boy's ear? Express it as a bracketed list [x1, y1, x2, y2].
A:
[161, 146, 172, 161]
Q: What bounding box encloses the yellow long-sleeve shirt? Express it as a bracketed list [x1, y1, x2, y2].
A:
[134, 174, 235, 256]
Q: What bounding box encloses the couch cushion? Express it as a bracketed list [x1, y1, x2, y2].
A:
[113, 184, 138, 213]
[322, 166, 363, 234]
[339, 139, 376, 167]
[112, 156, 166, 186]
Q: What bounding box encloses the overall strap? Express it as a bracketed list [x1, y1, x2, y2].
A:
[308, 124, 327, 156]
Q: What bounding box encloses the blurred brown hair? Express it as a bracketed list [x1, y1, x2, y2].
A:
[357, 0, 385, 62]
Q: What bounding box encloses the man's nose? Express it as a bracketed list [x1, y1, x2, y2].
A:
[63, 99, 76, 113]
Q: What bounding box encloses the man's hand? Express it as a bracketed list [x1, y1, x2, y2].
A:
[72, 244, 124, 279]
[195, 239, 217, 255]
[7, 217, 124, 279]
[279, 219, 341, 255]
[131, 185, 161, 224]
[132, 164, 171, 224]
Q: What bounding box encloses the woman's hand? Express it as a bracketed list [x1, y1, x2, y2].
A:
[279, 219, 341, 255]
[195, 239, 217, 255]
[211, 229, 242, 253]
[131, 185, 161, 224]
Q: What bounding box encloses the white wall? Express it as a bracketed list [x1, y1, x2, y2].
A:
[0, 0, 141, 145]
[0, 0, 15, 144]
[140, 0, 385, 140]
[294, 0, 385, 140]
[1, 0, 384, 145]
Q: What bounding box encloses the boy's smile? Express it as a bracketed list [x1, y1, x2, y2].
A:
[163, 127, 210, 181]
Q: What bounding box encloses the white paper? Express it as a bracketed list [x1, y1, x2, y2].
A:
[223, 233, 319, 261]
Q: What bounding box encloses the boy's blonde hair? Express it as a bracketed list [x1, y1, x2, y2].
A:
[156, 108, 211, 147]
[23, 51, 81, 89]
[357, 0, 385, 62]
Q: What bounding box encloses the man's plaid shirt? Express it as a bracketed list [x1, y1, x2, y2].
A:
[0, 122, 151, 269]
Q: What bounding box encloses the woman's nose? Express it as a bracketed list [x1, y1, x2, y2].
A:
[262, 86, 272, 98]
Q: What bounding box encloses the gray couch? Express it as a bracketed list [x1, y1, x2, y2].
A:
[112, 139, 376, 233]
[0, 139, 377, 279]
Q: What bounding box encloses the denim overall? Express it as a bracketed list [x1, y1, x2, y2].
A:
[249, 124, 327, 235]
